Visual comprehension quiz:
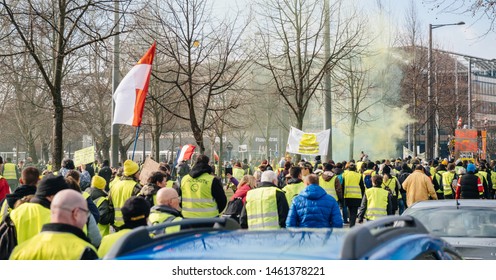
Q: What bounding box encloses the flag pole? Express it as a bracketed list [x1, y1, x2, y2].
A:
[132, 126, 141, 161]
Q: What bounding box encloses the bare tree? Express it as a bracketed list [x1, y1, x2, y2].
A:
[425, 0, 496, 34]
[0, 0, 132, 169]
[135, 0, 252, 154]
[255, 0, 367, 131]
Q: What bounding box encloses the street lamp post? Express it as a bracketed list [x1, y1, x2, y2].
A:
[427, 21, 464, 160]
[226, 142, 233, 161]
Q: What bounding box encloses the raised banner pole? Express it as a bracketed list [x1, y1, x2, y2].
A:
[131, 126, 141, 161]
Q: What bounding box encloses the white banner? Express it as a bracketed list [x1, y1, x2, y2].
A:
[286, 127, 330, 156]
[238, 144, 247, 152]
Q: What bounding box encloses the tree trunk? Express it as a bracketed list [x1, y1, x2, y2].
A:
[52, 97, 64, 170]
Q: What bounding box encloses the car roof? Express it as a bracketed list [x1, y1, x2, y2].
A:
[104, 216, 453, 260]
[408, 199, 496, 209]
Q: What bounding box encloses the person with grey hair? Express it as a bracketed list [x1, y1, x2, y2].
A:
[239, 170, 289, 229]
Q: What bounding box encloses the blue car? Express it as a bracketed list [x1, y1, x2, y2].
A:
[103, 215, 462, 260]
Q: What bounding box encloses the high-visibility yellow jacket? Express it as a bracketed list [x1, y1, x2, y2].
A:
[364, 187, 389, 221]
[10, 202, 51, 244]
[9, 224, 97, 260]
[246, 187, 282, 230]
[180, 173, 219, 218]
[282, 181, 306, 205]
[343, 171, 362, 199]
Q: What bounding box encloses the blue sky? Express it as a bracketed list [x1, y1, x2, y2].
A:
[372, 0, 495, 59]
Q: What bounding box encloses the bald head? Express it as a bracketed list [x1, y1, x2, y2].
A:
[156, 188, 180, 210]
[51, 189, 89, 229]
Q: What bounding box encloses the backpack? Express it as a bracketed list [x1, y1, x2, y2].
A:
[221, 197, 244, 223]
[0, 214, 17, 260]
[364, 173, 373, 189]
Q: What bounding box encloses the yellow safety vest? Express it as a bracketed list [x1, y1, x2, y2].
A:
[343, 171, 362, 199]
[46, 164, 53, 172]
[180, 173, 219, 218]
[2, 163, 17, 180]
[97, 228, 132, 258]
[282, 181, 306, 205]
[382, 177, 399, 197]
[0, 199, 10, 222]
[232, 168, 245, 181]
[109, 179, 138, 228]
[442, 171, 456, 196]
[477, 171, 488, 187]
[9, 231, 97, 260]
[319, 176, 338, 200]
[364, 187, 389, 221]
[491, 171, 496, 190]
[434, 171, 446, 194]
[149, 210, 182, 234]
[166, 180, 175, 188]
[10, 202, 51, 244]
[109, 176, 121, 190]
[246, 187, 282, 230]
[94, 196, 110, 237]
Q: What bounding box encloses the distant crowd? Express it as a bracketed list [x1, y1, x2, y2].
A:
[0, 152, 493, 260]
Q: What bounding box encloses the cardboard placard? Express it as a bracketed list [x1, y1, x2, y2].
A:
[139, 157, 160, 185]
[73, 146, 95, 166]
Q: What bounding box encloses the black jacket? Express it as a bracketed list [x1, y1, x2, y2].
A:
[239, 182, 289, 229]
[2, 185, 37, 209]
[183, 162, 227, 214]
[459, 173, 482, 199]
[85, 188, 113, 225]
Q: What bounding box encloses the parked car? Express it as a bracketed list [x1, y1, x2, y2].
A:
[402, 199, 496, 260]
[103, 215, 462, 260]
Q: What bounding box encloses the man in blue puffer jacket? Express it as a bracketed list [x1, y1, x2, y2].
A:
[286, 174, 343, 228]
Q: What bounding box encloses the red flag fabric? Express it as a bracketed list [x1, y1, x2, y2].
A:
[113, 42, 157, 127]
[177, 145, 196, 162]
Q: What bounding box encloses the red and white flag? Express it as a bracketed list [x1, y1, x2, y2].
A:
[177, 144, 196, 163]
[112, 42, 157, 127]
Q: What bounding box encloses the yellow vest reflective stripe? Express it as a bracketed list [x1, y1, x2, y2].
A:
[98, 229, 132, 258]
[9, 231, 97, 260]
[343, 171, 362, 199]
[94, 196, 110, 237]
[10, 203, 51, 244]
[109, 179, 138, 227]
[232, 168, 245, 181]
[2, 163, 17, 180]
[282, 182, 306, 205]
[149, 210, 182, 234]
[180, 173, 219, 218]
[442, 171, 456, 196]
[319, 176, 337, 200]
[364, 188, 388, 221]
[246, 187, 281, 230]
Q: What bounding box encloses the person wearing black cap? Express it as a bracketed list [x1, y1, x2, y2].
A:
[9, 189, 98, 260]
[98, 196, 150, 258]
[9, 174, 69, 245]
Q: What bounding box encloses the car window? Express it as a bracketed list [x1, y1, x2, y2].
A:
[414, 251, 439, 260]
[406, 208, 496, 238]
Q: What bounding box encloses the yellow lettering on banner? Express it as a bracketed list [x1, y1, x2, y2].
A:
[298, 133, 319, 154]
[73, 146, 95, 166]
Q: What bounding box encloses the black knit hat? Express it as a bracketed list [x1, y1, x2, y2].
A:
[35, 174, 69, 197]
[122, 196, 151, 227]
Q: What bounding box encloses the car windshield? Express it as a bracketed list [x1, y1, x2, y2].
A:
[406, 208, 496, 238]
[117, 228, 347, 260]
